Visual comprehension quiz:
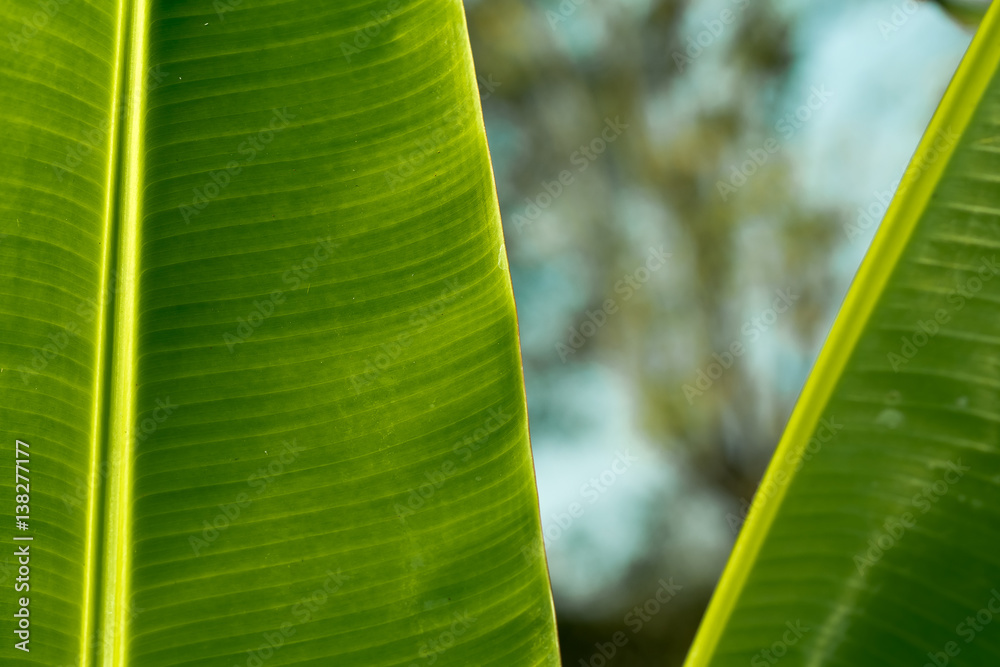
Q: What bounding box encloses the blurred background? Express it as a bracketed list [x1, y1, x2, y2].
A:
[464, 0, 988, 664]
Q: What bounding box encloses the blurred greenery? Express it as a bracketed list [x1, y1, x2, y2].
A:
[464, 0, 981, 664]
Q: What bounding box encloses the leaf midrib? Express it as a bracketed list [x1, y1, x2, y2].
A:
[86, 0, 147, 665]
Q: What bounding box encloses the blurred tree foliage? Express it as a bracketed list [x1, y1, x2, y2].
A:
[465, 0, 970, 665]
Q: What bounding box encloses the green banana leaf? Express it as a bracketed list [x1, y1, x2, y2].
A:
[686, 4, 1000, 667]
[0, 0, 558, 664]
